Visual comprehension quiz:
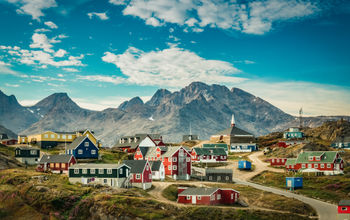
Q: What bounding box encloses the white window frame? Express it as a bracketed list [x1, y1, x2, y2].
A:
[44, 134, 48, 138]
[314, 164, 318, 168]
[168, 166, 171, 170]
[321, 164, 325, 168]
[136, 174, 141, 179]
[68, 135, 72, 139]
[57, 135, 60, 139]
[186, 196, 190, 200]
[107, 169, 112, 174]
[217, 194, 221, 200]
[186, 157, 190, 162]
[197, 196, 201, 200]
[302, 164, 306, 168]
[342, 207, 347, 211]
[226, 176, 229, 180]
[30, 150, 36, 155]
[231, 194, 233, 199]
[173, 165, 177, 170]
[90, 169, 95, 174]
[84, 142, 89, 147]
[82, 169, 87, 174]
[327, 163, 331, 168]
[51, 134, 55, 139]
[120, 168, 123, 174]
[91, 150, 96, 155]
[74, 169, 79, 174]
[99, 168, 104, 174]
[78, 149, 83, 154]
[62, 135, 66, 139]
[209, 176, 213, 180]
[173, 157, 177, 162]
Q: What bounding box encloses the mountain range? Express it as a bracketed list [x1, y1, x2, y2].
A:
[0, 82, 349, 147]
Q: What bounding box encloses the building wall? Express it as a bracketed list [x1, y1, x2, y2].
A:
[220, 189, 239, 204]
[16, 157, 39, 165]
[134, 148, 144, 160]
[206, 173, 232, 182]
[338, 206, 350, 214]
[72, 138, 98, 159]
[270, 158, 287, 166]
[139, 137, 156, 147]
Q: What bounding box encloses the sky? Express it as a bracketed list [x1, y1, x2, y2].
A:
[0, 0, 350, 116]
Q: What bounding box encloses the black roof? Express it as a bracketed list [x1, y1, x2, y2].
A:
[123, 160, 148, 173]
[39, 154, 74, 163]
[66, 136, 87, 150]
[139, 147, 150, 157]
[149, 161, 162, 171]
[339, 200, 350, 206]
[215, 126, 253, 136]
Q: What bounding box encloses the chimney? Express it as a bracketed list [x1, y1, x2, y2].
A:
[231, 114, 235, 127]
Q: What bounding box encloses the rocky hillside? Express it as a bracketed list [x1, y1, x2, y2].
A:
[303, 119, 350, 142]
[1, 82, 349, 147]
[0, 124, 17, 139]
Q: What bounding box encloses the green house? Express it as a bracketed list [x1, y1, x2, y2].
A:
[283, 127, 304, 139]
[202, 143, 228, 151]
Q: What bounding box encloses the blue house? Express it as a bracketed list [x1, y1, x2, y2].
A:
[331, 136, 350, 149]
[283, 127, 304, 139]
[66, 136, 98, 159]
[230, 143, 257, 152]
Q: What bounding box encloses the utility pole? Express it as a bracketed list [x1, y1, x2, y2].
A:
[299, 108, 303, 128]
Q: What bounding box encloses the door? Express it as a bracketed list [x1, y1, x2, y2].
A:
[287, 180, 292, 187]
[335, 164, 340, 170]
[192, 196, 196, 204]
[308, 164, 312, 169]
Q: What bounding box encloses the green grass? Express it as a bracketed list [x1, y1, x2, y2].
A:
[192, 162, 228, 168]
[0, 144, 15, 156]
[96, 149, 129, 163]
[252, 171, 350, 204]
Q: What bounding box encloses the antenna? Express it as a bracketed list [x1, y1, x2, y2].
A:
[189, 122, 192, 136]
[299, 108, 303, 128]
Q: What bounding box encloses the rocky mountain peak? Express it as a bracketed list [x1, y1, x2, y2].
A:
[146, 89, 171, 106]
[118, 96, 144, 111]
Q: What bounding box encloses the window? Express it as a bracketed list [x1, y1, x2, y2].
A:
[107, 169, 112, 174]
[149, 174, 152, 179]
[342, 207, 347, 211]
[226, 176, 229, 181]
[302, 164, 306, 168]
[186, 196, 190, 200]
[168, 166, 171, 170]
[209, 176, 213, 180]
[82, 169, 87, 174]
[198, 196, 201, 200]
[68, 135, 72, 139]
[74, 169, 79, 174]
[272, 159, 274, 162]
[321, 164, 325, 168]
[314, 164, 318, 168]
[217, 176, 221, 181]
[186, 157, 190, 162]
[84, 142, 89, 147]
[120, 168, 123, 174]
[50, 163, 54, 168]
[173, 165, 177, 170]
[44, 134, 48, 138]
[99, 169, 104, 174]
[327, 164, 331, 168]
[57, 135, 60, 139]
[90, 169, 95, 174]
[62, 135, 66, 139]
[231, 194, 233, 199]
[136, 174, 141, 179]
[316, 156, 320, 161]
[91, 150, 96, 155]
[173, 157, 177, 162]
[78, 149, 83, 154]
[217, 194, 221, 200]
[104, 179, 107, 183]
[62, 163, 66, 169]
[276, 159, 279, 162]
[51, 134, 55, 139]
[179, 149, 184, 156]
[55, 163, 59, 168]
[30, 150, 36, 155]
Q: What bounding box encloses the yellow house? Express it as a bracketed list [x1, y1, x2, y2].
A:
[18, 129, 100, 149]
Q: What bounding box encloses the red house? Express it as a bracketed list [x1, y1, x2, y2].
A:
[36, 154, 76, 174]
[270, 158, 287, 167]
[285, 151, 344, 175]
[277, 141, 288, 148]
[113, 134, 164, 153]
[338, 200, 350, 214]
[191, 147, 227, 163]
[123, 160, 152, 189]
[1, 139, 18, 145]
[177, 187, 239, 205]
[134, 146, 192, 180]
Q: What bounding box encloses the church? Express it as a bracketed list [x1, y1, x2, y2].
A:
[210, 115, 256, 148]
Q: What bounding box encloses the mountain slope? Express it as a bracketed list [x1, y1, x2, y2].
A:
[0, 124, 17, 138]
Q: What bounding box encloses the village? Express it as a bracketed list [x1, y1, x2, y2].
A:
[1, 115, 350, 220]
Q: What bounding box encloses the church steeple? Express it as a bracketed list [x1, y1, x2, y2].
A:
[231, 114, 235, 127]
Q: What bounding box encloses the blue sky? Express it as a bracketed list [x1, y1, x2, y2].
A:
[0, 0, 349, 116]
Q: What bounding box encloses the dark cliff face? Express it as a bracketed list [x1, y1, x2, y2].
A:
[0, 82, 345, 146]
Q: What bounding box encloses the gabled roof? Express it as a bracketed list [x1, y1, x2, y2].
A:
[339, 200, 350, 206]
[193, 147, 226, 156]
[149, 161, 162, 171]
[15, 146, 39, 150]
[179, 187, 219, 196]
[162, 146, 188, 157]
[66, 136, 97, 150]
[123, 160, 148, 173]
[215, 126, 253, 136]
[285, 158, 297, 166]
[205, 169, 232, 174]
[39, 154, 74, 163]
[296, 151, 338, 163]
[138, 147, 150, 157]
[202, 143, 228, 150]
[69, 163, 128, 169]
[54, 131, 76, 135]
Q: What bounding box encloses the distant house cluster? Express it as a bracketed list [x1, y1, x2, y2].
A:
[332, 135, 350, 149]
[113, 134, 165, 153]
[283, 127, 304, 139]
[0, 133, 17, 146]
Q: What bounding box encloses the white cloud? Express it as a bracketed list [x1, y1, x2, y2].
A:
[0, 60, 27, 77]
[85, 46, 244, 87]
[57, 73, 64, 77]
[239, 80, 350, 116]
[34, 28, 51, 33]
[5, 83, 20, 87]
[44, 21, 58, 29]
[18, 99, 40, 106]
[8, 0, 57, 21]
[87, 12, 109, 20]
[29, 33, 55, 53]
[58, 34, 68, 39]
[54, 49, 67, 57]
[63, 67, 79, 72]
[110, 0, 320, 34]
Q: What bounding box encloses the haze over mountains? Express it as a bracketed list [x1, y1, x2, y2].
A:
[0, 82, 348, 146]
